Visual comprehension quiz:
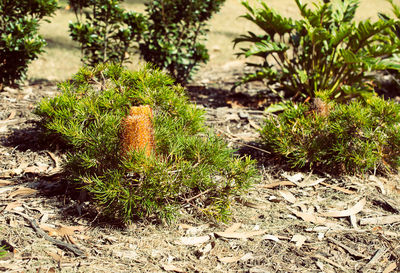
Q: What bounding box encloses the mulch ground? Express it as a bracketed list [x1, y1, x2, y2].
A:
[0, 63, 399, 272]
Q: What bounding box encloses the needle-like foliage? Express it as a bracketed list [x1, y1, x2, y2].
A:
[35, 63, 256, 223]
[261, 91, 400, 174]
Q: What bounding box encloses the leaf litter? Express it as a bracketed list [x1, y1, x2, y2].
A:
[0, 67, 399, 272]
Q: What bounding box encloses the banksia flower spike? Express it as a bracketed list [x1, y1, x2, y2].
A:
[120, 105, 155, 158]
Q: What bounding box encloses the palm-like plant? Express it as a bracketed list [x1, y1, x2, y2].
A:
[234, 0, 400, 100]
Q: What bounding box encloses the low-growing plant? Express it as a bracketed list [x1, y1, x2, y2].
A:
[68, 0, 146, 66]
[234, 0, 400, 100]
[0, 0, 58, 88]
[35, 63, 256, 223]
[0, 246, 5, 258]
[261, 91, 400, 174]
[139, 0, 225, 84]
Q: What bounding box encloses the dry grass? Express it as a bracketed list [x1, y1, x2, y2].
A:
[27, 0, 392, 82]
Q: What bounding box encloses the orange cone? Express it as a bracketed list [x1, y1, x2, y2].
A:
[121, 105, 155, 158]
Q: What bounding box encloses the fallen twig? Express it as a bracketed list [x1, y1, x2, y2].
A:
[372, 194, 400, 214]
[45, 151, 63, 176]
[184, 189, 211, 203]
[313, 254, 350, 273]
[360, 215, 400, 226]
[361, 247, 388, 271]
[320, 181, 356, 195]
[216, 128, 271, 154]
[9, 211, 85, 256]
[327, 237, 369, 259]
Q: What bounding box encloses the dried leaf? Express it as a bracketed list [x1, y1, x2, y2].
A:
[10, 162, 29, 176]
[4, 201, 21, 212]
[290, 209, 328, 224]
[262, 181, 296, 189]
[46, 151, 63, 175]
[178, 224, 193, 230]
[113, 249, 138, 260]
[9, 218, 18, 228]
[39, 224, 86, 237]
[291, 234, 307, 248]
[240, 253, 254, 261]
[248, 119, 261, 130]
[278, 190, 297, 204]
[282, 173, 303, 183]
[0, 186, 15, 194]
[8, 187, 37, 198]
[197, 242, 214, 259]
[179, 235, 210, 245]
[40, 213, 49, 224]
[184, 224, 208, 235]
[0, 179, 13, 187]
[297, 178, 326, 188]
[24, 165, 48, 174]
[350, 214, 358, 229]
[319, 198, 366, 218]
[360, 215, 400, 226]
[224, 223, 241, 233]
[320, 182, 356, 194]
[219, 253, 253, 263]
[46, 251, 62, 263]
[65, 234, 77, 245]
[162, 264, 185, 272]
[219, 256, 241, 263]
[262, 234, 280, 242]
[57, 225, 86, 236]
[242, 200, 267, 209]
[23, 166, 39, 174]
[6, 110, 16, 120]
[383, 262, 397, 273]
[369, 175, 386, 194]
[39, 224, 58, 236]
[47, 268, 57, 273]
[215, 230, 266, 239]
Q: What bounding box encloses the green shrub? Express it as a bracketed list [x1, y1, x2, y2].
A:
[139, 0, 225, 84]
[234, 0, 400, 100]
[68, 0, 146, 66]
[0, 0, 58, 88]
[379, 0, 400, 92]
[35, 63, 256, 223]
[0, 246, 5, 258]
[261, 91, 400, 174]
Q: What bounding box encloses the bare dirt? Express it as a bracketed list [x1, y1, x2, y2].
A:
[0, 63, 400, 272]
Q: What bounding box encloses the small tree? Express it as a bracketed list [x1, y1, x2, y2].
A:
[68, 0, 146, 66]
[0, 0, 58, 89]
[139, 0, 225, 84]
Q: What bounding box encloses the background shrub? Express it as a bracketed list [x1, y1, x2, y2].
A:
[0, 246, 5, 258]
[35, 63, 256, 223]
[68, 0, 224, 84]
[234, 0, 400, 100]
[379, 0, 400, 93]
[0, 0, 58, 88]
[261, 91, 400, 174]
[68, 0, 146, 66]
[139, 0, 225, 84]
